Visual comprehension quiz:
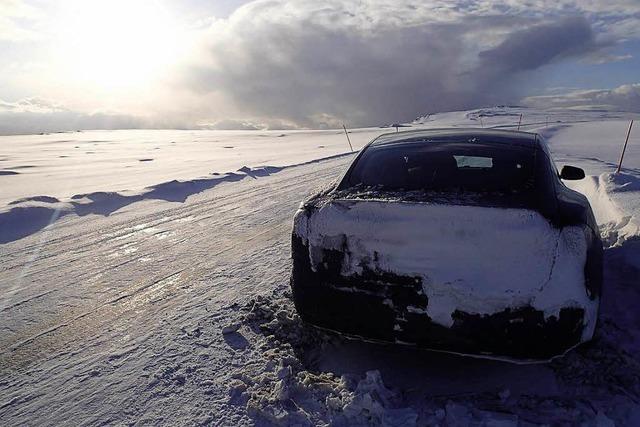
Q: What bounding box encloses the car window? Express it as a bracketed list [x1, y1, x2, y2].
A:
[345, 142, 535, 193]
[453, 155, 493, 169]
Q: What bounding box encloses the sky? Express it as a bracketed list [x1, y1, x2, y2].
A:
[1, 0, 640, 134]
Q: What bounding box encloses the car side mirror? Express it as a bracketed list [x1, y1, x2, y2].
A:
[560, 165, 585, 180]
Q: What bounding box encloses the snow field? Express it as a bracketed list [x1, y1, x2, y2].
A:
[1, 107, 640, 425]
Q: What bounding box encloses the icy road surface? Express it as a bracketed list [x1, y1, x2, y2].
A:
[1, 108, 640, 425]
[0, 155, 355, 423]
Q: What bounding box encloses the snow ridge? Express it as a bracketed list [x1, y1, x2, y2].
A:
[0, 153, 352, 244]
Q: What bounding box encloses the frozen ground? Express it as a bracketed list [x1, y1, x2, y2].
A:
[1, 107, 639, 425]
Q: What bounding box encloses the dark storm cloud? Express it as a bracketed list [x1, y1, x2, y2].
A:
[191, 23, 470, 127]
[470, 16, 603, 106]
[477, 16, 599, 73]
[190, 6, 606, 127]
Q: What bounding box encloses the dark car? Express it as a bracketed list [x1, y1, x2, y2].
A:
[290, 128, 603, 361]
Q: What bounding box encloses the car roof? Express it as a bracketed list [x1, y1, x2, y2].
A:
[371, 128, 540, 149]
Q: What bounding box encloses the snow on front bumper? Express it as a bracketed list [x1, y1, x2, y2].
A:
[290, 199, 599, 360]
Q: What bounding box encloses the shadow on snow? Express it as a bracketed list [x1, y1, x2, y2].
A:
[0, 153, 351, 244]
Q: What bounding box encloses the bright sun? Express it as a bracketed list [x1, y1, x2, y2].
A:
[55, 0, 182, 91]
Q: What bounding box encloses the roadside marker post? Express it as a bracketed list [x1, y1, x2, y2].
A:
[517, 113, 523, 131]
[342, 124, 354, 152]
[616, 120, 635, 174]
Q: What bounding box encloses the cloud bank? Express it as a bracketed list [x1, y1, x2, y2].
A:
[523, 84, 640, 112]
[0, 98, 153, 135]
[186, 0, 626, 127]
[0, 0, 43, 42]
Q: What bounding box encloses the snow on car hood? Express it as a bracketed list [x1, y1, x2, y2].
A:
[294, 198, 598, 338]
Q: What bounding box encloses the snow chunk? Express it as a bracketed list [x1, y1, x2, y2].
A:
[233, 294, 419, 426]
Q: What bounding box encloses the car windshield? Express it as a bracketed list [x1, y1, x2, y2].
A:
[344, 142, 535, 194]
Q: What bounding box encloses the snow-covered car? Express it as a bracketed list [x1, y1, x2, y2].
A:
[290, 129, 603, 361]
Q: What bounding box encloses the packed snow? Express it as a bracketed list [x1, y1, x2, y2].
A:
[1, 106, 640, 425]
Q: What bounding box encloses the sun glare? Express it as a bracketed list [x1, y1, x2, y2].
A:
[55, 0, 182, 91]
